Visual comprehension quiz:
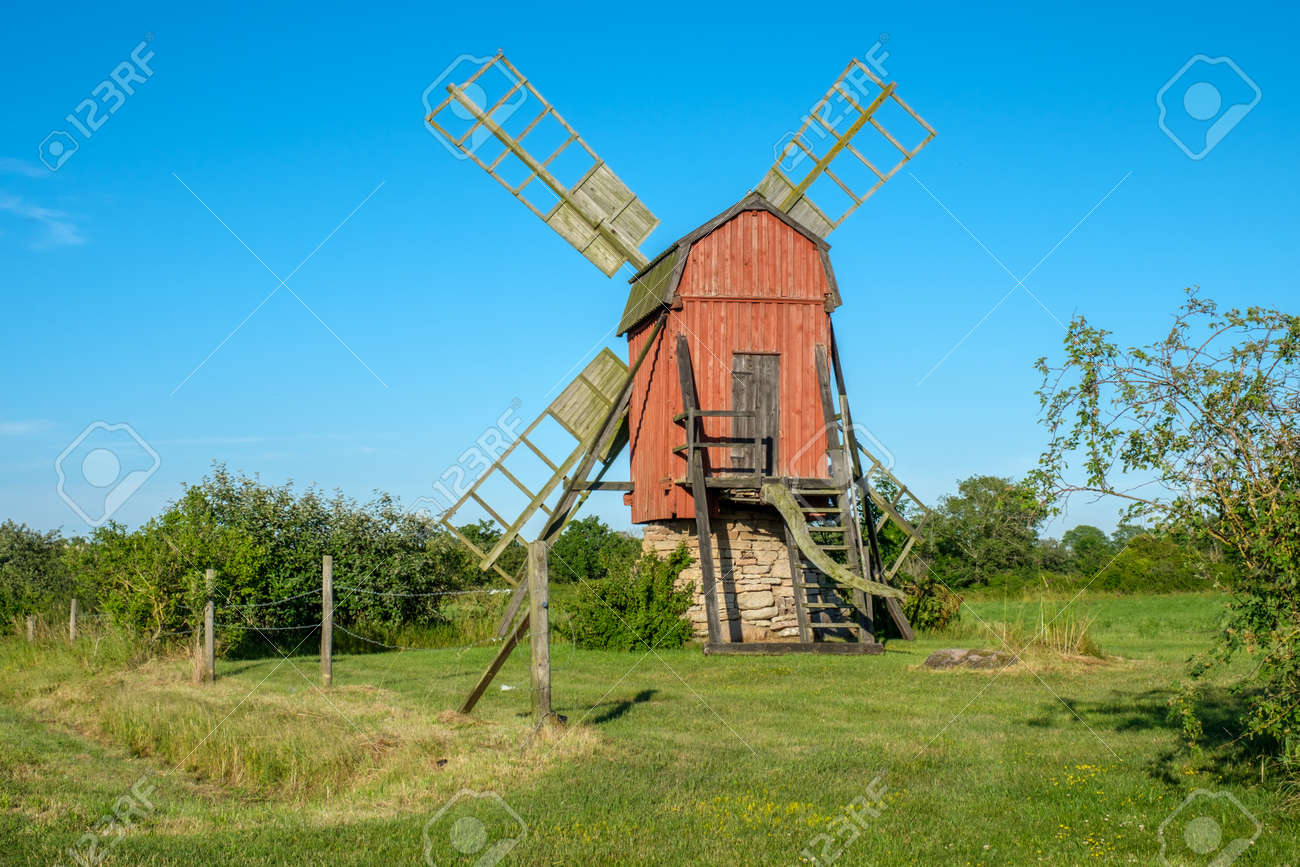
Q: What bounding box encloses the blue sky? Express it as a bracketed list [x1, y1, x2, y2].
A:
[3, 0, 1296, 538]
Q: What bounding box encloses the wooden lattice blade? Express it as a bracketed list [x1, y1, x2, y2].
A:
[425, 52, 658, 277]
[756, 58, 935, 237]
[854, 441, 931, 582]
[435, 349, 631, 576]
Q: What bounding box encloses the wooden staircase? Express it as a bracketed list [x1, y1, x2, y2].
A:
[783, 486, 878, 647]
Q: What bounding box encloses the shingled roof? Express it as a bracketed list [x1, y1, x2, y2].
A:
[615, 193, 842, 336]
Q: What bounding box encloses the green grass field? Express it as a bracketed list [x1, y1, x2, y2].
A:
[1, 593, 1294, 865]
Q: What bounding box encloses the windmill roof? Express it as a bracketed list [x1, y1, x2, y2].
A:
[615, 193, 841, 336]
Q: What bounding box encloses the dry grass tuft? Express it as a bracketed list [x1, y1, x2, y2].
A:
[953, 598, 1106, 664]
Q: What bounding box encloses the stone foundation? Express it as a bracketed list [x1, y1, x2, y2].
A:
[641, 506, 800, 641]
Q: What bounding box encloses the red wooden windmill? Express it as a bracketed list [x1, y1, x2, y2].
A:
[424, 52, 936, 720]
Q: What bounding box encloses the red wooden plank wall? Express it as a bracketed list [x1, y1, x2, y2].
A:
[626, 209, 833, 523]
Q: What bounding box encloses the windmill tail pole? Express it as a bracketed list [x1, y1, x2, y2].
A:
[762, 481, 905, 601]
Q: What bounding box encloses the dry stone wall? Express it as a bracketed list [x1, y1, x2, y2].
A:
[641, 506, 800, 641]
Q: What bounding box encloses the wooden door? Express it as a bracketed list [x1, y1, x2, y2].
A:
[731, 353, 780, 477]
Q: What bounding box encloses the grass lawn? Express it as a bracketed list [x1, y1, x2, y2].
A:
[0, 592, 1294, 865]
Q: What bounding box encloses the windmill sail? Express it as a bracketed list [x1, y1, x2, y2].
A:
[426, 52, 659, 277]
[756, 58, 935, 237]
[433, 348, 631, 582]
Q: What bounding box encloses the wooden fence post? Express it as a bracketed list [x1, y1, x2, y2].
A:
[321, 555, 333, 687]
[26, 615, 34, 642]
[528, 540, 552, 725]
[204, 569, 215, 683]
[192, 622, 203, 684]
[68, 598, 77, 643]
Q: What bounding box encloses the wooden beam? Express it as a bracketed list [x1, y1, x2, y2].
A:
[494, 576, 528, 640]
[814, 345, 846, 484]
[783, 524, 812, 644]
[528, 541, 553, 725]
[676, 335, 722, 646]
[533, 314, 666, 547]
[203, 570, 215, 683]
[764, 481, 904, 599]
[460, 612, 529, 715]
[703, 641, 884, 656]
[816, 344, 872, 643]
[457, 317, 667, 716]
[321, 555, 333, 687]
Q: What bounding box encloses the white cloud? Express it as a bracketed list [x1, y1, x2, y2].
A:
[0, 192, 84, 248]
[0, 158, 49, 179]
[0, 420, 54, 435]
[151, 436, 265, 446]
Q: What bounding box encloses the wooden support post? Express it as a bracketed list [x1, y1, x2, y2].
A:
[676, 335, 723, 646]
[494, 577, 529, 640]
[528, 541, 553, 725]
[461, 612, 529, 715]
[784, 525, 812, 644]
[26, 615, 34, 642]
[321, 555, 333, 687]
[68, 598, 77, 643]
[204, 569, 215, 683]
[192, 622, 203, 684]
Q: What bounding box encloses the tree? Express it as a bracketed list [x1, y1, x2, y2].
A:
[548, 516, 642, 584]
[1061, 524, 1114, 577]
[1034, 536, 1073, 573]
[1031, 289, 1300, 768]
[0, 521, 70, 623]
[923, 475, 1044, 587]
[1111, 522, 1145, 547]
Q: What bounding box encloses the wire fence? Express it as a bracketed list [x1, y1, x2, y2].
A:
[10, 552, 585, 713]
[14, 579, 521, 658]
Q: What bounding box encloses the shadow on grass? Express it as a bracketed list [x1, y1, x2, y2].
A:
[1024, 684, 1271, 786]
[584, 689, 658, 725]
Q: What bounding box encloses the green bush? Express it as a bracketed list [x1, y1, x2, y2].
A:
[0, 521, 71, 624]
[570, 545, 694, 651]
[901, 575, 962, 632]
[70, 465, 492, 651]
[548, 516, 642, 584]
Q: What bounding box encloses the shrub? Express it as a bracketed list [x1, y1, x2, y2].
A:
[901, 575, 962, 632]
[70, 465, 489, 651]
[570, 545, 694, 651]
[548, 517, 642, 584]
[0, 521, 71, 624]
